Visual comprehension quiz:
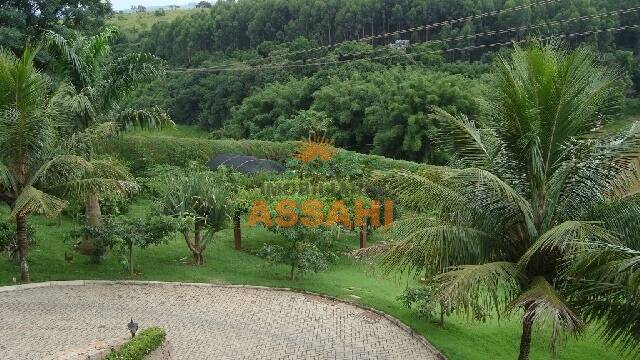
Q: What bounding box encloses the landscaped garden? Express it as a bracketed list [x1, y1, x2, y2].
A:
[2, 2, 640, 359]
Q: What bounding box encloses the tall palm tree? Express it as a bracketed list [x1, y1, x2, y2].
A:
[0, 46, 122, 282]
[374, 44, 635, 360]
[46, 26, 173, 230]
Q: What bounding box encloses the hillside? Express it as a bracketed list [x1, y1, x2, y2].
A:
[109, 7, 204, 40]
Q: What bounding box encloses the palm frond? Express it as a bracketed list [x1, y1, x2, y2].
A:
[449, 168, 536, 237]
[0, 160, 16, 193]
[508, 276, 583, 354]
[45, 31, 90, 86]
[10, 186, 67, 218]
[85, 25, 118, 62]
[372, 169, 471, 215]
[97, 53, 165, 109]
[116, 106, 175, 130]
[431, 261, 525, 318]
[519, 221, 619, 268]
[432, 107, 495, 165]
[379, 214, 490, 276]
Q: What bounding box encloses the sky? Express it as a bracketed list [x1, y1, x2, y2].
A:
[110, 0, 193, 11]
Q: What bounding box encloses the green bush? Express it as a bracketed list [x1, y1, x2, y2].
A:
[105, 327, 166, 360]
[0, 219, 37, 260]
[97, 135, 426, 176]
[98, 136, 297, 174]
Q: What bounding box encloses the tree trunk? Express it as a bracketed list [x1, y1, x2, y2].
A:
[16, 214, 29, 283]
[128, 243, 134, 276]
[233, 214, 242, 250]
[193, 225, 205, 265]
[439, 301, 446, 328]
[192, 251, 204, 265]
[359, 224, 367, 249]
[85, 193, 102, 226]
[290, 263, 296, 280]
[79, 193, 102, 255]
[518, 310, 536, 360]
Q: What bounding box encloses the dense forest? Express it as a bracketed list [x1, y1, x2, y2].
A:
[3, 0, 640, 162]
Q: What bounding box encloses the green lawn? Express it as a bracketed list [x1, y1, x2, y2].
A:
[0, 200, 626, 360]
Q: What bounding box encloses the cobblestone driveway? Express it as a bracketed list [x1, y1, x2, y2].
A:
[0, 282, 441, 359]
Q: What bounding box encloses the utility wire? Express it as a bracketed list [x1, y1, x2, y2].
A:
[173, 0, 564, 72]
[168, 24, 640, 73]
[169, 23, 639, 73]
[176, 6, 639, 73]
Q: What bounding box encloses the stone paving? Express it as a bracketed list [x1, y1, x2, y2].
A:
[0, 282, 441, 359]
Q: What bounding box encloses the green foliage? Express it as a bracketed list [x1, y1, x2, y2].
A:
[225, 68, 481, 162]
[136, 0, 639, 67]
[99, 135, 297, 174]
[158, 170, 227, 264]
[398, 286, 436, 320]
[374, 44, 632, 358]
[0, 218, 37, 260]
[258, 224, 338, 280]
[105, 327, 166, 360]
[84, 215, 177, 272]
[0, 0, 111, 55]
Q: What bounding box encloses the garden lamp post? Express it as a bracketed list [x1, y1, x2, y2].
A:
[127, 319, 138, 338]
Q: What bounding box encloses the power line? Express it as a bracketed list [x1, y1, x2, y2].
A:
[183, 6, 639, 73]
[173, 0, 564, 72]
[167, 24, 640, 73]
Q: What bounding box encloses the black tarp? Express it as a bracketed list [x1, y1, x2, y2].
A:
[207, 154, 286, 175]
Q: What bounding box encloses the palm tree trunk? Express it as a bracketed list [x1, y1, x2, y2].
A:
[80, 193, 102, 255]
[233, 214, 241, 250]
[16, 214, 29, 283]
[85, 193, 102, 226]
[518, 310, 536, 360]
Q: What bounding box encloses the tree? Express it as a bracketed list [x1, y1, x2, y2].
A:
[258, 223, 337, 280]
[374, 44, 630, 360]
[46, 27, 173, 235]
[0, 0, 111, 54]
[0, 46, 115, 282]
[87, 215, 176, 275]
[196, 1, 212, 9]
[159, 171, 227, 264]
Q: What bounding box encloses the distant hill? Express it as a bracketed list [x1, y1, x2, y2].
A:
[109, 7, 204, 39]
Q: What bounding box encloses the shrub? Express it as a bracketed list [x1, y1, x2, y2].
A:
[105, 327, 166, 360]
[97, 136, 297, 174]
[98, 135, 426, 177]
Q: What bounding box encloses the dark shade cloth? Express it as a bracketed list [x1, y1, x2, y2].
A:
[207, 153, 286, 175]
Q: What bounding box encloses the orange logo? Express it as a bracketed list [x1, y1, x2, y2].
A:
[295, 132, 335, 163]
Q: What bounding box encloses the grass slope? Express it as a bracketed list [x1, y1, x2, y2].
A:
[109, 9, 204, 40]
[0, 199, 625, 360]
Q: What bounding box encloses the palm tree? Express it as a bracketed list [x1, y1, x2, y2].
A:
[374, 44, 635, 360]
[159, 171, 227, 265]
[46, 27, 173, 230]
[0, 46, 121, 282]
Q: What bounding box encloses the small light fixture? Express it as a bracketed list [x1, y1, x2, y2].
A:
[127, 319, 138, 338]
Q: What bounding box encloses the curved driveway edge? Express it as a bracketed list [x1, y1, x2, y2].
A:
[0, 280, 446, 360]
